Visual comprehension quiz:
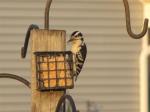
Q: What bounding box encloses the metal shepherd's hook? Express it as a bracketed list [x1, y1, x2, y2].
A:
[123, 0, 149, 39]
[45, 0, 53, 30]
[21, 0, 53, 58]
[0, 73, 30, 88]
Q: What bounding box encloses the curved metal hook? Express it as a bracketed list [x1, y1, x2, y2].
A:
[21, 0, 53, 58]
[45, 0, 53, 29]
[0, 73, 31, 88]
[56, 94, 77, 112]
[123, 0, 149, 39]
[21, 24, 39, 58]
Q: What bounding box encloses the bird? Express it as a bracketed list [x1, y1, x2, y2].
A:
[68, 31, 87, 81]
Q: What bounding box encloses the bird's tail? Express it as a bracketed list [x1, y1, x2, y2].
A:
[74, 75, 78, 81]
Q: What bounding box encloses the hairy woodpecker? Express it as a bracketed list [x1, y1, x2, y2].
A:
[68, 31, 87, 81]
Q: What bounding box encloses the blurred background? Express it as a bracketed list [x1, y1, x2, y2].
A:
[0, 0, 148, 112]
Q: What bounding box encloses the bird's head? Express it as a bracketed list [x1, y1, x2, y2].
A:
[67, 31, 84, 45]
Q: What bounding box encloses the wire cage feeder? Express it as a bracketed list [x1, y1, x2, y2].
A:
[34, 51, 74, 91]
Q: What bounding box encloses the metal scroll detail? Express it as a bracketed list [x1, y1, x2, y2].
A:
[0, 73, 31, 88]
[123, 0, 149, 39]
[56, 94, 77, 112]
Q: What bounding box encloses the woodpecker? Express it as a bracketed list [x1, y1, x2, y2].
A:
[68, 31, 87, 81]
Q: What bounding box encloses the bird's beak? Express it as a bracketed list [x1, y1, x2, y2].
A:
[67, 39, 74, 43]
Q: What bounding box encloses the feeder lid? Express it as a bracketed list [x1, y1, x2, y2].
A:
[34, 51, 72, 55]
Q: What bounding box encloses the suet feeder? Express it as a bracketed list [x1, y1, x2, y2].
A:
[34, 51, 74, 91]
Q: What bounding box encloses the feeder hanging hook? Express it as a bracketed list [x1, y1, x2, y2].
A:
[123, 0, 149, 39]
[0, 73, 30, 88]
[21, 0, 53, 58]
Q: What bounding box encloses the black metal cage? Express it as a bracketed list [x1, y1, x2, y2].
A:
[34, 51, 74, 91]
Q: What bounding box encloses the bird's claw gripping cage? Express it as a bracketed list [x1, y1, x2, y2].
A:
[34, 51, 74, 91]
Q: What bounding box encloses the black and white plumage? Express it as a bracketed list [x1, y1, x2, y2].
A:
[68, 31, 87, 81]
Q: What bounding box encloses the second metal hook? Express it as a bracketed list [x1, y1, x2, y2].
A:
[123, 0, 149, 39]
[21, 0, 53, 58]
